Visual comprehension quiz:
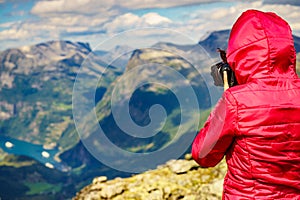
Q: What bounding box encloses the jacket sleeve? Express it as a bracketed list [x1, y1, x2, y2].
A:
[192, 90, 237, 167]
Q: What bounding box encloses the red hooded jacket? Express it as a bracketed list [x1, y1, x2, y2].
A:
[192, 10, 300, 199]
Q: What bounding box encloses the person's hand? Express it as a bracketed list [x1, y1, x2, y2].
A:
[210, 48, 238, 89]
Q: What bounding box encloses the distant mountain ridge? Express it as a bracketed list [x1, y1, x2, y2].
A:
[199, 29, 300, 54]
[199, 29, 230, 56]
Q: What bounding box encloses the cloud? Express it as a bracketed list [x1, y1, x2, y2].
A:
[0, 27, 31, 40]
[30, 0, 237, 16]
[179, 1, 300, 40]
[0, 13, 107, 43]
[0, 21, 16, 28]
[103, 13, 141, 33]
[47, 14, 107, 28]
[0, 20, 60, 42]
[113, 0, 236, 9]
[104, 12, 172, 33]
[263, 0, 300, 6]
[31, 0, 109, 15]
[142, 13, 172, 25]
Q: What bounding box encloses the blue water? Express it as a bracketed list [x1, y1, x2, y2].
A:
[0, 136, 69, 171]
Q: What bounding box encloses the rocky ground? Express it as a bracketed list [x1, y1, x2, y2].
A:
[73, 154, 227, 200]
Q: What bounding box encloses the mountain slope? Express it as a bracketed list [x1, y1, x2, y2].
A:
[0, 40, 123, 199]
[1, 29, 300, 199]
[0, 40, 120, 152]
[91, 46, 214, 156]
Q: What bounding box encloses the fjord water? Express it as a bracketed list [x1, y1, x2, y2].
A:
[0, 136, 68, 171]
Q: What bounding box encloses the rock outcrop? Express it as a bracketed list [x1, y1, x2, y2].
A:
[74, 155, 227, 200]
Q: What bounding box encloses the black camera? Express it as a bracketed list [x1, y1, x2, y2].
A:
[210, 48, 237, 88]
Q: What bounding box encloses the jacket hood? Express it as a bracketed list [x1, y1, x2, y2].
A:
[226, 10, 297, 84]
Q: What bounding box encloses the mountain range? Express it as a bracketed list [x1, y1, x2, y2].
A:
[0, 29, 300, 199]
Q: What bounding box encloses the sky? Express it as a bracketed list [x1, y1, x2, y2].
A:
[1, 0, 300, 51]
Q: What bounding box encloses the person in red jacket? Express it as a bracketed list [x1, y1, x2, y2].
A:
[192, 9, 300, 199]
